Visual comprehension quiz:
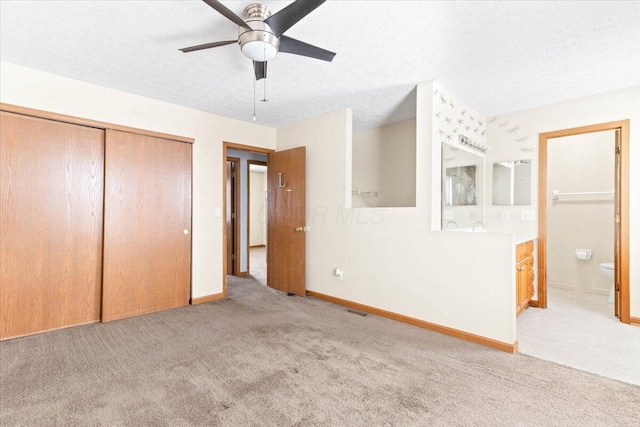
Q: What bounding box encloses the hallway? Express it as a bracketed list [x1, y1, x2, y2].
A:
[227, 247, 266, 293]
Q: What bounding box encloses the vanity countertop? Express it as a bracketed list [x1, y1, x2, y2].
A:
[441, 229, 537, 245]
[447, 227, 487, 233]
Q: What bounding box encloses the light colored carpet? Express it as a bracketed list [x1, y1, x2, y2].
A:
[248, 247, 266, 286]
[518, 287, 640, 385]
[1, 281, 639, 426]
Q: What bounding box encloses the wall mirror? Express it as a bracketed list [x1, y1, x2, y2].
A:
[492, 160, 532, 205]
[441, 143, 484, 230]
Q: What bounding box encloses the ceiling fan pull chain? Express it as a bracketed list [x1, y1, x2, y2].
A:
[253, 74, 257, 121]
[261, 35, 269, 103]
[262, 78, 268, 103]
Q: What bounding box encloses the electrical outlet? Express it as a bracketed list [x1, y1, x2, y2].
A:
[521, 210, 536, 221]
[500, 211, 510, 221]
[444, 210, 454, 220]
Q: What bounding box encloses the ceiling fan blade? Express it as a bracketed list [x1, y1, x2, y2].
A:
[279, 36, 336, 62]
[202, 0, 250, 29]
[179, 40, 236, 53]
[264, 0, 325, 37]
[253, 61, 267, 81]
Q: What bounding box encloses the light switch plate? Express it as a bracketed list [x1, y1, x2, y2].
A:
[521, 210, 536, 221]
[215, 207, 222, 218]
[500, 211, 510, 221]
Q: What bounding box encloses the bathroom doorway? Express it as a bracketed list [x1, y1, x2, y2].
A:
[537, 120, 630, 323]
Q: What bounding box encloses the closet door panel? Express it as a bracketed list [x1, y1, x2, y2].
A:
[102, 130, 191, 322]
[0, 112, 104, 339]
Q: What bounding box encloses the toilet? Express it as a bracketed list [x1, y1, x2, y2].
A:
[599, 262, 615, 303]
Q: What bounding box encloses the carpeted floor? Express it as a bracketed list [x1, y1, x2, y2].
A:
[1, 278, 639, 426]
[248, 247, 266, 286]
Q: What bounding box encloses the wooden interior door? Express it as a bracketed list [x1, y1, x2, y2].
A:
[267, 147, 306, 296]
[0, 112, 104, 339]
[102, 130, 191, 322]
[226, 158, 239, 276]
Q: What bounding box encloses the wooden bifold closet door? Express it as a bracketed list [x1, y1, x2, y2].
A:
[102, 130, 191, 322]
[0, 112, 104, 339]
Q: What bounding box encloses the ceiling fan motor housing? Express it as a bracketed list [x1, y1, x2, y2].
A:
[239, 3, 279, 61]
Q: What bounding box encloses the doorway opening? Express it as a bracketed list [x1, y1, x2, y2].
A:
[248, 160, 268, 285]
[222, 142, 307, 298]
[516, 120, 636, 385]
[223, 142, 273, 295]
[537, 120, 630, 323]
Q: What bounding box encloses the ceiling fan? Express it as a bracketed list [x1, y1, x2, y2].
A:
[180, 0, 336, 81]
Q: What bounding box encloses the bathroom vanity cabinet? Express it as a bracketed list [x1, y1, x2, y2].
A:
[516, 240, 535, 315]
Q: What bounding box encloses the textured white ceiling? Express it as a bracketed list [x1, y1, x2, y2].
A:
[1, 1, 639, 131]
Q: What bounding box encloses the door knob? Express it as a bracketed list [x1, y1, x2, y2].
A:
[184, 229, 189, 235]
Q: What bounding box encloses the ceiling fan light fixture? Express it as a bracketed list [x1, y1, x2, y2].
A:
[241, 40, 278, 61]
[238, 10, 279, 62]
[180, 1, 336, 80]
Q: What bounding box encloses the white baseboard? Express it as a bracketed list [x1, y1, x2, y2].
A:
[547, 281, 610, 296]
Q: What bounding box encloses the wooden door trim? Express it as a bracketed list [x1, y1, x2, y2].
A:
[247, 160, 268, 273]
[0, 103, 194, 144]
[537, 120, 630, 324]
[222, 142, 274, 296]
[224, 141, 273, 154]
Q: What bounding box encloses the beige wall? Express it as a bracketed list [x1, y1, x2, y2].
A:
[352, 126, 382, 207]
[249, 171, 266, 246]
[547, 131, 615, 294]
[352, 119, 416, 207]
[485, 85, 640, 318]
[0, 61, 276, 299]
[276, 82, 517, 345]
